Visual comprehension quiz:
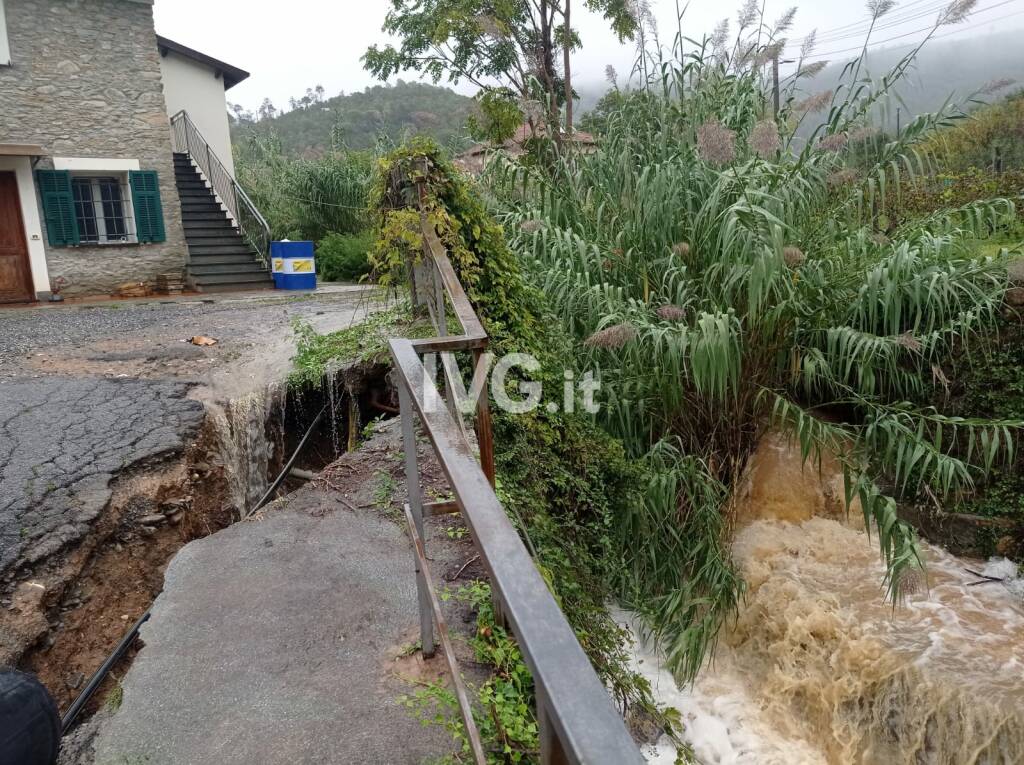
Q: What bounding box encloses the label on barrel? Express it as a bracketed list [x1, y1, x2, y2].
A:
[289, 259, 314, 273]
[272, 258, 285, 273]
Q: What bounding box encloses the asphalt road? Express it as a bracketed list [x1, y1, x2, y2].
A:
[91, 495, 452, 765]
[0, 288, 379, 585]
[0, 377, 203, 581]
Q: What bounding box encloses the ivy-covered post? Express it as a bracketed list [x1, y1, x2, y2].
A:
[407, 159, 435, 317]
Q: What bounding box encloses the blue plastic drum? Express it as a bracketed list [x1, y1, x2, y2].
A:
[270, 241, 317, 290]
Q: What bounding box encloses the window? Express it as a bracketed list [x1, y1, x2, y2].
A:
[71, 176, 135, 244]
[36, 169, 165, 247]
[0, 0, 10, 67]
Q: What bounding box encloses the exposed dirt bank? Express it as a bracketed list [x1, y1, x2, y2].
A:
[1, 287, 381, 718]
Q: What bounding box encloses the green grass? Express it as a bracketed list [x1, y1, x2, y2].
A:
[105, 679, 124, 711]
[373, 469, 399, 509]
[288, 301, 431, 386]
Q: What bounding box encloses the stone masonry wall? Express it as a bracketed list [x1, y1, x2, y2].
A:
[0, 0, 187, 297]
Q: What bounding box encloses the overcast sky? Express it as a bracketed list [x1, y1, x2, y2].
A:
[152, 0, 1024, 112]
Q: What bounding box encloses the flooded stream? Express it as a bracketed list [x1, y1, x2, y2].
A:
[627, 518, 1024, 765]
[623, 431, 1024, 765]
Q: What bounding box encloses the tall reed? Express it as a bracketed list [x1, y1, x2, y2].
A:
[487, 1, 1021, 680]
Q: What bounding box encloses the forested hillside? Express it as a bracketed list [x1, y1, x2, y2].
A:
[230, 81, 476, 156]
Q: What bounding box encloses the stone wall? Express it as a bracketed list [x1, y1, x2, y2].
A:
[0, 0, 187, 297]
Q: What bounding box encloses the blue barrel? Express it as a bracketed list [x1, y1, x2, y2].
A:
[270, 241, 317, 290]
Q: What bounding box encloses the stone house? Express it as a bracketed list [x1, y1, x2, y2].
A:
[0, 0, 270, 302]
[453, 123, 598, 175]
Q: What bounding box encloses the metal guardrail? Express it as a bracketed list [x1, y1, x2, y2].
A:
[389, 171, 644, 764]
[169, 110, 271, 265]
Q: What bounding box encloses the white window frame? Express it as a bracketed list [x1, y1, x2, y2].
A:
[0, 0, 11, 67]
[70, 173, 138, 246]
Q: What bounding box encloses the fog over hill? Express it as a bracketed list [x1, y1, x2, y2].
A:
[813, 29, 1024, 127]
[574, 29, 1024, 128]
[233, 29, 1022, 156]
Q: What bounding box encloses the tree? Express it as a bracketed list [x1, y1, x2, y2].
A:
[228, 102, 255, 124]
[563, 0, 572, 132]
[363, 0, 636, 140]
[258, 98, 278, 121]
[466, 87, 523, 143]
[577, 86, 627, 135]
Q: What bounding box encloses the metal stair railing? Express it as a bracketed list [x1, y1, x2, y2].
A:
[389, 167, 645, 765]
[169, 110, 271, 266]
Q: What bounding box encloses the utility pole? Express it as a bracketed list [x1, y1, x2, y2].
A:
[772, 54, 780, 119]
[772, 56, 794, 119]
[563, 0, 572, 135]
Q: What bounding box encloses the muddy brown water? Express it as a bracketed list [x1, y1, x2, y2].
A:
[630, 436, 1024, 765]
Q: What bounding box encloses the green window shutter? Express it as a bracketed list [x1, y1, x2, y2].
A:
[129, 170, 166, 243]
[36, 170, 80, 246]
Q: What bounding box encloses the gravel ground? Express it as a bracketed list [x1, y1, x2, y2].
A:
[0, 301, 210, 367]
[0, 289, 380, 377]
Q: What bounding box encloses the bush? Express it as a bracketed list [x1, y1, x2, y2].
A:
[316, 231, 373, 282]
[893, 169, 1024, 224]
[234, 132, 372, 241]
[919, 91, 1024, 172]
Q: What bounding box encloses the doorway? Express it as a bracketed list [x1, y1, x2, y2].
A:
[0, 171, 34, 303]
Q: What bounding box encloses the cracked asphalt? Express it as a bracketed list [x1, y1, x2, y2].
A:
[0, 287, 379, 584]
[0, 377, 204, 578]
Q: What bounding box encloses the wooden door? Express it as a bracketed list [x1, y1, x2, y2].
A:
[0, 172, 34, 303]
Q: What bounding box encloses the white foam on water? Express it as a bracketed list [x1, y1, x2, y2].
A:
[616, 610, 828, 765]
[619, 517, 1024, 765]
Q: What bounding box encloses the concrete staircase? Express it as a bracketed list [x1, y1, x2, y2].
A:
[173, 153, 273, 292]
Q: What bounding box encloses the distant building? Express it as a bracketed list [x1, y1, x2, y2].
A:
[157, 35, 249, 179]
[0, 0, 270, 302]
[454, 123, 598, 175]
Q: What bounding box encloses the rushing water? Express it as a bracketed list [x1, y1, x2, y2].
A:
[206, 378, 352, 516]
[624, 517, 1024, 765]
[207, 385, 283, 516]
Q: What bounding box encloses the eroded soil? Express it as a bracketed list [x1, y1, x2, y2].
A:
[0, 287, 381, 720]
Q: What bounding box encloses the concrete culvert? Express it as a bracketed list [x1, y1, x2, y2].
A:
[0, 668, 61, 765]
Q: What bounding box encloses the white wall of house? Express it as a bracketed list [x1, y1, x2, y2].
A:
[0, 155, 51, 295]
[0, 0, 11, 67]
[159, 51, 235, 176]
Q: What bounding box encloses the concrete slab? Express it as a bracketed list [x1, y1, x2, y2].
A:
[92, 500, 452, 765]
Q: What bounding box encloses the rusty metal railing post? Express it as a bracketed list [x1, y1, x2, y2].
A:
[473, 349, 496, 488]
[398, 379, 435, 658]
[537, 684, 571, 765]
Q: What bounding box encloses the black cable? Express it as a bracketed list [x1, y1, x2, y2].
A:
[800, 0, 1022, 60]
[245, 404, 328, 517]
[60, 610, 151, 734]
